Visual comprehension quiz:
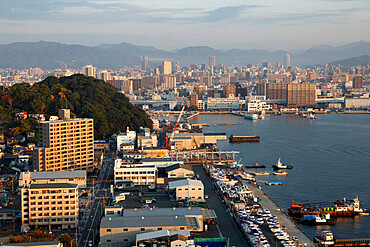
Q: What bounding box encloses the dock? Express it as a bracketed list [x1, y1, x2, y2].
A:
[246, 181, 315, 247]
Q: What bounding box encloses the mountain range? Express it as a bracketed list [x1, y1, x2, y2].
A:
[0, 41, 369, 69]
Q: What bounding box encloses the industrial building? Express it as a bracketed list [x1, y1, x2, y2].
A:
[168, 179, 204, 201]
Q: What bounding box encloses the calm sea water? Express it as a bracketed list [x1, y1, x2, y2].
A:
[188, 113, 370, 239]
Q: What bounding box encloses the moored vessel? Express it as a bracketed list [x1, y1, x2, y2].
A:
[245, 113, 259, 120]
[229, 135, 260, 143]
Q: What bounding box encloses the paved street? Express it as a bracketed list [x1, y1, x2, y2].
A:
[193, 165, 249, 247]
[77, 153, 113, 247]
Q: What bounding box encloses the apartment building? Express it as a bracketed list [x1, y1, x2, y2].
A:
[19, 170, 86, 188]
[33, 109, 94, 171]
[21, 183, 78, 232]
[114, 162, 157, 188]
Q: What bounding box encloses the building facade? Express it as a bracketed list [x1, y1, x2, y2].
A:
[21, 183, 78, 232]
[114, 162, 157, 188]
[33, 110, 94, 171]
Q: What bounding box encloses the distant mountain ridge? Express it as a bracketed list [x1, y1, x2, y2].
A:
[0, 41, 370, 69]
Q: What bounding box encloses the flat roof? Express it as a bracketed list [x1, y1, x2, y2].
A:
[29, 183, 77, 189]
[101, 216, 187, 229]
[41, 118, 92, 124]
[20, 171, 86, 180]
[168, 179, 203, 189]
[124, 207, 203, 218]
[136, 230, 190, 242]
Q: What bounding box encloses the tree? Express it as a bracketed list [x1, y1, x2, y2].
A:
[59, 234, 74, 247]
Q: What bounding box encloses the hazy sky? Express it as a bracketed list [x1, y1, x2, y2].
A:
[0, 0, 369, 50]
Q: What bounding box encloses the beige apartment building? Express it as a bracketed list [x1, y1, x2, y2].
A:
[19, 170, 87, 188]
[33, 109, 94, 171]
[21, 183, 78, 232]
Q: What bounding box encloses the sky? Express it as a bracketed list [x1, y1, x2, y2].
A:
[0, 0, 369, 51]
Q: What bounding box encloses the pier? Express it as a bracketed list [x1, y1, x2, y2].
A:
[246, 181, 315, 247]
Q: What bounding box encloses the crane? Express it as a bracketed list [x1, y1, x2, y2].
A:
[137, 135, 166, 157]
[164, 102, 187, 150]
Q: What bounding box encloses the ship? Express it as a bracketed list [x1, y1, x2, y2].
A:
[244, 163, 266, 168]
[229, 135, 260, 143]
[272, 158, 293, 169]
[273, 171, 288, 175]
[300, 214, 335, 225]
[288, 197, 368, 218]
[245, 113, 258, 120]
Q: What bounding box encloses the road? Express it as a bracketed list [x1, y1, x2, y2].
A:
[77, 153, 113, 247]
[193, 165, 249, 247]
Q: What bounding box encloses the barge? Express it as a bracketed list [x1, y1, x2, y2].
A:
[229, 135, 260, 143]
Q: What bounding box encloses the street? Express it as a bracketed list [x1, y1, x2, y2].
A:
[77, 153, 113, 247]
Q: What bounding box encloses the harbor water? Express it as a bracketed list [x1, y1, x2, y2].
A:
[188, 113, 370, 239]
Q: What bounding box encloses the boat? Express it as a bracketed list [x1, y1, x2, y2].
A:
[229, 135, 260, 143]
[245, 113, 259, 120]
[288, 197, 368, 218]
[273, 171, 287, 175]
[253, 171, 270, 176]
[300, 214, 335, 225]
[258, 110, 265, 119]
[265, 182, 282, 186]
[307, 112, 317, 119]
[272, 158, 293, 169]
[244, 163, 266, 168]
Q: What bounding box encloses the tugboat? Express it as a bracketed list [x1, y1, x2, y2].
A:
[272, 158, 293, 169]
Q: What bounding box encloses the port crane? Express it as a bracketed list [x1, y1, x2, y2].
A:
[164, 102, 187, 150]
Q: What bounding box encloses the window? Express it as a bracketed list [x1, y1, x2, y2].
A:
[123, 228, 128, 231]
[124, 239, 128, 242]
[106, 229, 111, 232]
[157, 228, 162, 230]
[107, 240, 111, 243]
[140, 228, 145, 231]
[180, 227, 185, 230]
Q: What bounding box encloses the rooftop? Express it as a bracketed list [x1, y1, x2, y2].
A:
[124, 207, 203, 218]
[101, 216, 187, 229]
[20, 170, 86, 180]
[168, 179, 203, 189]
[29, 183, 77, 189]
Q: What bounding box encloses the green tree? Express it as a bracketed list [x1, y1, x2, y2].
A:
[59, 234, 74, 247]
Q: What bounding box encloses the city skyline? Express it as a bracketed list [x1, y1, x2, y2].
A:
[0, 0, 369, 50]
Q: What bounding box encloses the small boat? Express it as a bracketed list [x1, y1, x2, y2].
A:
[265, 182, 282, 186]
[245, 113, 258, 120]
[253, 171, 270, 176]
[307, 112, 316, 120]
[229, 135, 260, 143]
[273, 171, 288, 175]
[244, 163, 266, 168]
[300, 214, 335, 225]
[272, 158, 293, 169]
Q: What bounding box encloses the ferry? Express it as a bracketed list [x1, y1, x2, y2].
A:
[229, 135, 260, 143]
[245, 113, 258, 120]
[272, 158, 293, 169]
[288, 197, 368, 218]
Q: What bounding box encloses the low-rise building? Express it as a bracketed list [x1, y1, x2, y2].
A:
[207, 97, 240, 110]
[117, 127, 136, 152]
[19, 170, 86, 188]
[21, 183, 78, 231]
[114, 163, 157, 188]
[100, 207, 215, 247]
[168, 179, 204, 200]
[165, 164, 194, 179]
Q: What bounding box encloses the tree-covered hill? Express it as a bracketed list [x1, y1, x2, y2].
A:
[0, 74, 152, 137]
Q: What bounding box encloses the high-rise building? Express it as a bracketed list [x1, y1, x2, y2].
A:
[162, 61, 172, 75]
[33, 109, 94, 172]
[141, 56, 148, 71]
[21, 183, 78, 231]
[284, 54, 291, 68]
[209, 56, 216, 68]
[287, 83, 316, 107]
[352, 75, 363, 89]
[98, 71, 111, 81]
[82, 65, 96, 78]
[190, 93, 199, 108]
[224, 84, 236, 98]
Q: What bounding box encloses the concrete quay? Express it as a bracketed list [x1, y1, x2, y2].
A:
[246, 181, 315, 247]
